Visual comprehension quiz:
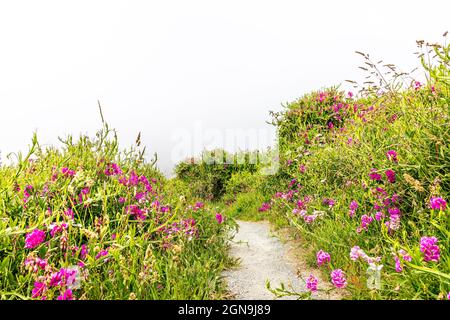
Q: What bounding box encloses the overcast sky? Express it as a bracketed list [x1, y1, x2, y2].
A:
[0, 0, 448, 176]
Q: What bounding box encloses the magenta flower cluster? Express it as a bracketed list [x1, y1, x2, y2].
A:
[258, 202, 271, 212]
[330, 269, 347, 289]
[316, 250, 331, 267]
[420, 237, 440, 262]
[386, 150, 398, 162]
[25, 229, 46, 249]
[348, 200, 358, 218]
[429, 197, 447, 211]
[306, 274, 318, 292]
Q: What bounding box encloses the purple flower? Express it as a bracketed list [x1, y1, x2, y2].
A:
[399, 249, 412, 262]
[391, 193, 400, 203]
[258, 202, 271, 212]
[64, 208, 74, 220]
[420, 237, 440, 262]
[385, 169, 396, 183]
[61, 167, 75, 177]
[306, 274, 318, 292]
[375, 211, 384, 221]
[348, 200, 358, 218]
[349, 200, 358, 211]
[429, 197, 447, 211]
[316, 250, 331, 267]
[299, 164, 306, 173]
[49, 268, 77, 287]
[388, 207, 401, 217]
[194, 202, 204, 210]
[25, 229, 46, 249]
[32, 281, 47, 298]
[322, 198, 335, 208]
[386, 150, 398, 163]
[369, 169, 382, 181]
[357, 215, 373, 233]
[95, 249, 109, 260]
[215, 213, 224, 224]
[288, 179, 297, 188]
[135, 192, 145, 201]
[49, 223, 68, 237]
[104, 163, 122, 176]
[414, 81, 422, 90]
[350, 246, 364, 261]
[394, 256, 403, 272]
[303, 214, 317, 224]
[128, 171, 139, 186]
[57, 289, 74, 300]
[80, 244, 88, 260]
[24, 257, 48, 272]
[330, 269, 347, 289]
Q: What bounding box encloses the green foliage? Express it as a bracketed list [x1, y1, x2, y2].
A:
[174, 149, 259, 200]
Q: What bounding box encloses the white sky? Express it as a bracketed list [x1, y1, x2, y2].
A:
[0, 0, 448, 176]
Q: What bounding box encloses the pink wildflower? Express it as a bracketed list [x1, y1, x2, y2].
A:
[385, 169, 396, 183]
[369, 169, 382, 181]
[420, 236, 440, 262]
[64, 208, 74, 220]
[306, 274, 318, 292]
[24, 257, 48, 272]
[95, 249, 109, 260]
[215, 213, 224, 224]
[49, 223, 68, 237]
[399, 249, 412, 262]
[258, 202, 271, 212]
[429, 197, 446, 211]
[32, 281, 47, 298]
[80, 244, 88, 260]
[414, 81, 422, 90]
[299, 164, 306, 173]
[316, 250, 331, 267]
[322, 198, 335, 208]
[61, 167, 75, 177]
[330, 269, 347, 289]
[104, 163, 122, 176]
[304, 214, 317, 224]
[375, 211, 384, 221]
[386, 150, 398, 163]
[394, 256, 403, 272]
[25, 229, 46, 249]
[57, 289, 74, 300]
[357, 215, 373, 233]
[350, 246, 366, 261]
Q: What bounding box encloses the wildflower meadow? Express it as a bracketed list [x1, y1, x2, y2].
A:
[1, 38, 449, 301]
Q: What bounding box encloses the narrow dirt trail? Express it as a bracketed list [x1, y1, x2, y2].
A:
[222, 220, 338, 300]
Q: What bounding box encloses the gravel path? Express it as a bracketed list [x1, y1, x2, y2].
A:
[222, 220, 305, 300]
